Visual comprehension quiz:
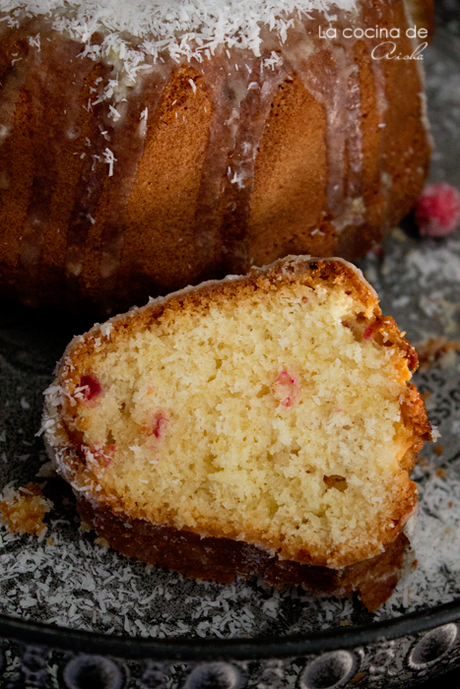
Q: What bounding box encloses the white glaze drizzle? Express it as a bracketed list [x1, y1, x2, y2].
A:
[282, 9, 365, 233]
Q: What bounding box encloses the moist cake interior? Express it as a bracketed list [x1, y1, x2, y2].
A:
[62, 271, 418, 569]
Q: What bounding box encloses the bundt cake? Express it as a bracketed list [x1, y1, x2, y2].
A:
[42, 256, 433, 609]
[0, 0, 431, 316]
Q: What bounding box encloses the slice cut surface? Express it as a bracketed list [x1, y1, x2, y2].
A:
[44, 256, 432, 569]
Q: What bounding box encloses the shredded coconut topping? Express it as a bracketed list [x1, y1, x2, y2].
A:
[0, 0, 357, 74]
[102, 147, 117, 176]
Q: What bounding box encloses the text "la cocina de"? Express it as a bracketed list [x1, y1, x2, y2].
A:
[318, 25, 429, 40]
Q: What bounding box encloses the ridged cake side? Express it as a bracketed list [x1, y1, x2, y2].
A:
[0, 0, 431, 314]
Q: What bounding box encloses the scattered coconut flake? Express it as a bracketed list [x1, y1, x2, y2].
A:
[102, 147, 117, 176]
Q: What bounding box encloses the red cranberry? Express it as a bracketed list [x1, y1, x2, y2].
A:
[415, 183, 460, 237]
[363, 325, 375, 340]
[79, 375, 101, 400]
[151, 412, 168, 439]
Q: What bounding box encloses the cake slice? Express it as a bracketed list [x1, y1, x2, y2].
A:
[43, 256, 432, 609]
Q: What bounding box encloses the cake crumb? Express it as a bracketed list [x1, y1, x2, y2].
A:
[94, 537, 110, 548]
[434, 445, 443, 456]
[350, 673, 366, 684]
[435, 467, 447, 478]
[416, 337, 460, 371]
[0, 483, 53, 536]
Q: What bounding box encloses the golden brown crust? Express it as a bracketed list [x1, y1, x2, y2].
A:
[60, 257, 381, 377]
[77, 493, 411, 612]
[399, 383, 433, 472]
